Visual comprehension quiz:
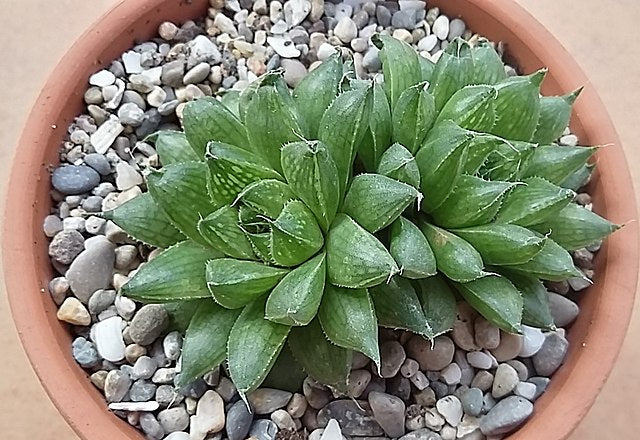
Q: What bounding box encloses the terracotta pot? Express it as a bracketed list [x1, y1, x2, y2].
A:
[3, 0, 637, 439]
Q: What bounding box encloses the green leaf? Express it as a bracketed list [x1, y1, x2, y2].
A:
[206, 142, 283, 205]
[469, 40, 507, 85]
[197, 205, 256, 260]
[318, 86, 373, 194]
[531, 203, 620, 250]
[392, 83, 436, 154]
[489, 70, 545, 141]
[416, 121, 471, 212]
[531, 89, 581, 145]
[153, 130, 200, 165]
[431, 175, 517, 228]
[342, 173, 421, 233]
[270, 200, 324, 267]
[436, 85, 497, 132]
[280, 140, 340, 232]
[502, 271, 555, 330]
[292, 53, 342, 138]
[414, 275, 457, 336]
[506, 237, 583, 281]
[177, 301, 241, 387]
[479, 140, 537, 182]
[164, 300, 203, 332]
[523, 145, 597, 185]
[421, 222, 487, 283]
[206, 258, 289, 309]
[262, 344, 307, 393]
[495, 177, 575, 226]
[358, 82, 393, 172]
[372, 33, 423, 108]
[454, 275, 523, 333]
[463, 134, 503, 176]
[319, 285, 380, 369]
[326, 214, 399, 289]
[370, 277, 433, 338]
[102, 193, 185, 248]
[244, 74, 301, 172]
[228, 297, 291, 395]
[288, 318, 351, 392]
[377, 143, 420, 188]
[220, 90, 241, 117]
[419, 56, 435, 83]
[246, 232, 274, 263]
[452, 224, 546, 266]
[236, 179, 295, 219]
[389, 217, 436, 279]
[183, 97, 250, 156]
[265, 252, 326, 326]
[122, 241, 221, 302]
[430, 38, 474, 112]
[559, 163, 594, 191]
[147, 161, 215, 247]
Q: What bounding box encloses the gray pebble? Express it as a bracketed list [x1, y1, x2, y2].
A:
[163, 331, 182, 361]
[161, 59, 185, 87]
[49, 229, 84, 264]
[447, 18, 466, 41]
[129, 304, 170, 346]
[514, 381, 537, 400]
[249, 419, 279, 440]
[72, 336, 100, 368]
[380, 340, 406, 378]
[156, 384, 183, 407]
[117, 102, 145, 126]
[248, 388, 293, 414]
[158, 406, 190, 433]
[317, 400, 383, 436]
[130, 379, 157, 402]
[392, 10, 417, 30]
[152, 367, 176, 385]
[460, 387, 483, 417]
[178, 377, 207, 398]
[528, 376, 550, 399]
[406, 335, 455, 371]
[352, 10, 369, 29]
[492, 363, 519, 399]
[66, 237, 115, 303]
[548, 292, 580, 327]
[104, 369, 131, 403]
[398, 428, 442, 440]
[132, 355, 159, 380]
[334, 17, 357, 43]
[88, 289, 116, 314]
[348, 369, 372, 398]
[362, 48, 381, 72]
[43, 215, 63, 238]
[48, 276, 69, 305]
[368, 391, 405, 437]
[52, 165, 101, 195]
[281, 59, 308, 87]
[82, 196, 103, 212]
[532, 332, 569, 376]
[122, 90, 147, 110]
[376, 5, 392, 27]
[479, 396, 533, 436]
[139, 412, 165, 440]
[226, 400, 254, 440]
[471, 371, 494, 392]
[183, 62, 211, 85]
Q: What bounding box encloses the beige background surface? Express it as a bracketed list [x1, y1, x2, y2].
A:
[0, 0, 638, 438]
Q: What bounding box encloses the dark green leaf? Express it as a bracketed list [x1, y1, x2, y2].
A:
[270, 200, 324, 267]
[436, 85, 497, 132]
[502, 271, 555, 330]
[392, 83, 436, 154]
[288, 318, 351, 392]
[327, 214, 399, 289]
[463, 134, 503, 176]
[228, 297, 291, 394]
[246, 231, 275, 263]
[469, 39, 507, 85]
[293, 53, 342, 138]
[206, 142, 283, 205]
[244, 74, 301, 172]
[559, 163, 594, 191]
[430, 38, 474, 112]
[164, 299, 203, 332]
[262, 344, 307, 393]
[177, 301, 241, 387]
[206, 258, 289, 309]
[197, 205, 256, 260]
[358, 82, 393, 171]
[147, 161, 215, 247]
[372, 33, 423, 108]
[454, 275, 523, 333]
[377, 143, 420, 188]
[389, 217, 436, 279]
[122, 241, 221, 302]
[489, 70, 545, 141]
[265, 252, 326, 326]
[280, 140, 340, 232]
[523, 145, 597, 185]
[416, 121, 472, 212]
[319, 86, 373, 194]
[431, 175, 517, 228]
[452, 224, 546, 266]
[414, 275, 457, 336]
[342, 173, 421, 233]
[370, 277, 433, 338]
[531, 203, 620, 250]
[507, 237, 583, 281]
[153, 130, 199, 165]
[421, 222, 487, 283]
[102, 192, 185, 248]
[183, 97, 250, 156]
[319, 285, 380, 369]
[531, 89, 581, 145]
[236, 179, 295, 219]
[495, 177, 575, 226]
[479, 140, 537, 182]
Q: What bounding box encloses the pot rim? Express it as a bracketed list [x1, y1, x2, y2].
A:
[3, 1, 638, 439]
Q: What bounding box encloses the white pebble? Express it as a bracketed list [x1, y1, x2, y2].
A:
[432, 15, 450, 40]
[448, 18, 466, 41]
[122, 50, 143, 74]
[514, 381, 537, 400]
[417, 34, 438, 52]
[317, 42, 337, 61]
[560, 134, 578, 146]
[90, 115, 124, 154]
[440, 363, 462, 385]
[91, 316, 126, 362]
[267, 35, 301, 58]
[519, 325, 545, 357]
[436, 395, 463, 427]
[109, 401, 160, 412]
[89, 70, 116, 87]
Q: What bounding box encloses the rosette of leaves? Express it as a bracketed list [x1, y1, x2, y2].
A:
[104, 35, 619, 397]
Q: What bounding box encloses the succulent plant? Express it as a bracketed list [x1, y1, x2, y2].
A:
[104, 35, 619, 396]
